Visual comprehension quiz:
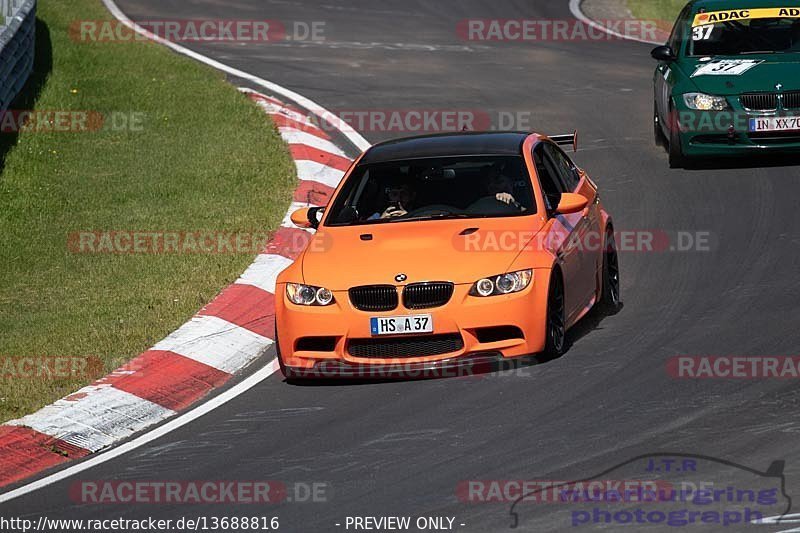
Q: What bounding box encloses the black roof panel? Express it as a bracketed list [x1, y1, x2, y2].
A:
[359, 132, 530, 164]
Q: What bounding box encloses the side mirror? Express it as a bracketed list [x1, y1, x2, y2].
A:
[650, 45, 676, 61]
[290, 206, 324, 229]
[556, 193, 589, 215]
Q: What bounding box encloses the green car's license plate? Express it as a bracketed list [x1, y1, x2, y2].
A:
[749, 117, 800, 133]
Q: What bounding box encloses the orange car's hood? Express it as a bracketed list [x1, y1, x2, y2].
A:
[301, 216, 545, 290]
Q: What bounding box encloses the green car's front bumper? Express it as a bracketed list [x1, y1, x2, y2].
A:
[673, 96, 800, 157]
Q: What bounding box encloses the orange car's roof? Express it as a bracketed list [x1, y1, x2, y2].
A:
[359, 131, 540, 164]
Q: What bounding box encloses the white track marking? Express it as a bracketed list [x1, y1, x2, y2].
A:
[568, 0, 662, 45]
[244, 90, 327, 132]
[753, 513, 800, 532]
[152, 316, 273, 373]
[261, 39, 483, 53]
[101, 0, 371, 152]
[235, 254, 296, 294]
[0, 360, 280, 504]
[279, 127, 346, 155]
[8, 387, 175, 453]
[295, 160, 345, 189]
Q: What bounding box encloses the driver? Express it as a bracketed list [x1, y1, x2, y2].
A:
[369, 181, 417, 219]
[487, 164, 525, 211]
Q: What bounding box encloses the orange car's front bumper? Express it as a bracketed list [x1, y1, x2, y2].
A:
[275, 268, 552, 377]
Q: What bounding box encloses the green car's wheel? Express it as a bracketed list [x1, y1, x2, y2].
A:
[654, 100, 666, 147]
[668, 104, 685, 168]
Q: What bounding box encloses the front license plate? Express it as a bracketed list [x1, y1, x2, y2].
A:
[370, 314, 433, 336]
[749, 117, 800, 133]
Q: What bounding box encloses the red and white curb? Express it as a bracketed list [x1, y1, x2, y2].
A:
[0, 89, 352, 489]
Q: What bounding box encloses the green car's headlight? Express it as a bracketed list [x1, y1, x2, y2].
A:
[471, 270, 533, 297]
[286, 283, 335, 306]
[683, 93, 730, 111]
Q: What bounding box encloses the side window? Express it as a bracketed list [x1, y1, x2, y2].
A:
[543, 143, 579, 192]
[668, 5, 691, 54]
[533, 144, 564, 213]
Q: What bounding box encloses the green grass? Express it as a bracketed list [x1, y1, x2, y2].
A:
[0, 0, 296, 422]
[627, 0, 687, 23]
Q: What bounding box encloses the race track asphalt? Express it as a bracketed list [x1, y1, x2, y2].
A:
[4, 1, 800, 531]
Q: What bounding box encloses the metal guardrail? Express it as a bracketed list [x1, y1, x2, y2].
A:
[0, 0, 36, 115]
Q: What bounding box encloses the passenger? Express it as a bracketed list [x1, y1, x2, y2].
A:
[487, 164, 525, 211]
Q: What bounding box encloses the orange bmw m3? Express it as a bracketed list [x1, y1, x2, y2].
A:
[275, 132, 620, 378]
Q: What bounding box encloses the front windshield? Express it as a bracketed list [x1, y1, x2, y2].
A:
[324, 155, 536, 226]
[689, 11, 800, 56]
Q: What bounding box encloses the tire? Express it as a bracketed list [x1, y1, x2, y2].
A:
[654, 100, 666, 147]
[542, 270, 566, 358]
[274, 323, 291, 378]
[668, 104, 685, 168]
[601, 228, 621, 311]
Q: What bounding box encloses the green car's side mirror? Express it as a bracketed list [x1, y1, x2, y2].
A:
[651, 45, 676, 61]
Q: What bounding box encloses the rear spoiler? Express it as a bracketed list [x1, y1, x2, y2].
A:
[549, 130, 578, 153]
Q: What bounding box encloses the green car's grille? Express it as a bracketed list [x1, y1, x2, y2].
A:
[740, 91, 800, 111]
[740, 93, 777, 111]
[783, 92, 800, 109]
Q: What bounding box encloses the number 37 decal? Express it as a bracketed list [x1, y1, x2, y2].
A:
[692, 24, 714, 40]
[691, 59, 764, 77]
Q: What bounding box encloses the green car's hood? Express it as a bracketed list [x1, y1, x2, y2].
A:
[680, 54, 800, 95]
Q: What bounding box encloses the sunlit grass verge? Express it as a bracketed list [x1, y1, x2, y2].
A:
[627, 0, 686, 25]
[0, 0, 296, 422]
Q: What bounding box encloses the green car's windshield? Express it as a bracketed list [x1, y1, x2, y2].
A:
[689, 15, 800, 56]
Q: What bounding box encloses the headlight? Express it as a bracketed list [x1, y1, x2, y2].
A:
[286, 283, 335, 306]
[683, 93, 729, 111]
[470, 269, 533, 297]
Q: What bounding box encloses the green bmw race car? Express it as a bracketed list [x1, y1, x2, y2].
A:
[652, 0, 800, 167]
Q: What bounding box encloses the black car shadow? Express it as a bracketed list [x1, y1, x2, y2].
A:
[679, 153, 800, 171]
[538, 299, 624, 365]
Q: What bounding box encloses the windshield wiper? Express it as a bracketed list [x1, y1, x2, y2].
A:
[400, 213, 472, 222]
